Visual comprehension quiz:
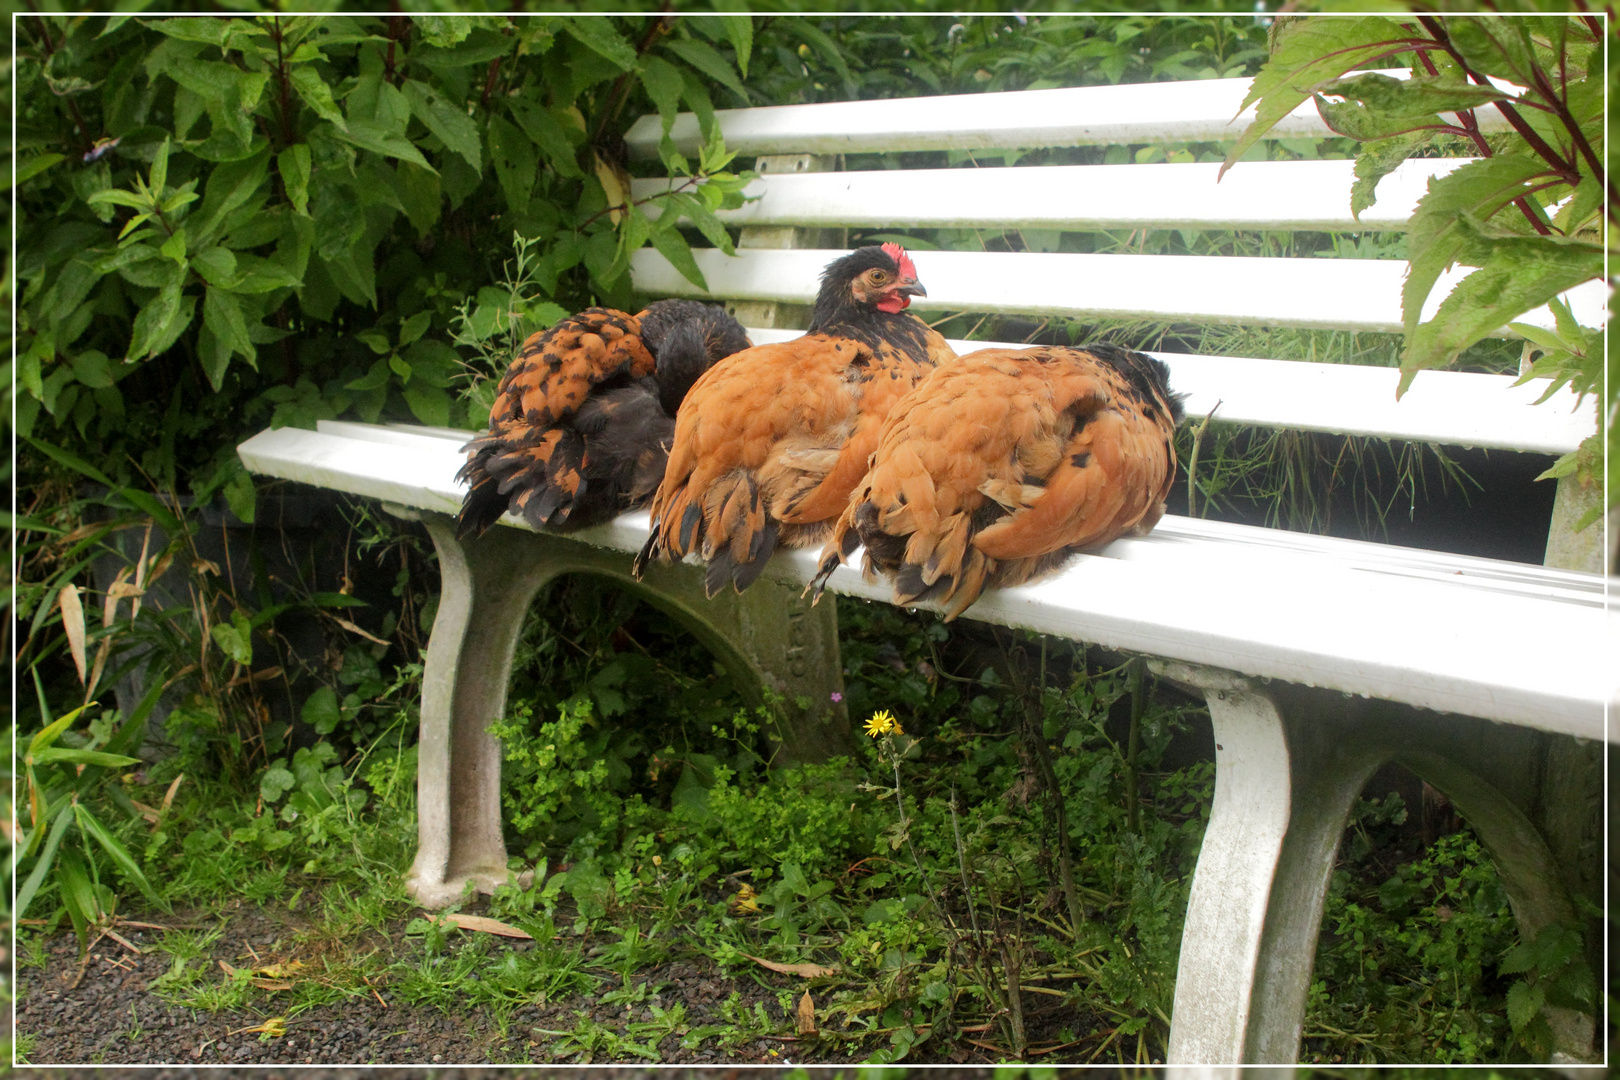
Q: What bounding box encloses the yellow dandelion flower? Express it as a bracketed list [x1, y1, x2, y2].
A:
[864, 709, 898, 738]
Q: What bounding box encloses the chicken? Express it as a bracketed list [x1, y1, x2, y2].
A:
[810, 343, 1183, 621]
[455, 300, 751, 537]
[633, 243, 957, 596]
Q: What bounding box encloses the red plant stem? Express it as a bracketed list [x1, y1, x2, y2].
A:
[481, 56, 502, 111]
[1415, 16, 1576, 178]
[271, 16, 296, 150]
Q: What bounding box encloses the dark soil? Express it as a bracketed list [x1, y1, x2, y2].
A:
[16, 901, 1071, 1066]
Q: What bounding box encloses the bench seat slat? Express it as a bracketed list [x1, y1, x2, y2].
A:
[631, 247, 1609, 340]
[236, 424, 1606, 741]
[625, 72, 1512, 159]
[634, 158, 1473, 233]
[740, 327, 1590, 455]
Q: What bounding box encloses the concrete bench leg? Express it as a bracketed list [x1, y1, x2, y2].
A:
[395, 509, 850, 908]
[1153, 660, 1600, 1064]
[1156, 663, 1382, 1064]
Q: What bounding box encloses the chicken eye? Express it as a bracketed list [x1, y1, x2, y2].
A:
[869, 270, 890, 284]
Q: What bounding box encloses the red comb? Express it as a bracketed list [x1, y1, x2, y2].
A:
[880, 242, 917, 280]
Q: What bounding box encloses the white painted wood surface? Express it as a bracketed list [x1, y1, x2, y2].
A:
[625, 71, 1512, 159]
[635, 157, 1473, 233]
[631, 246, 1609, 339]
[741, 327, 1593, 456]
[236, 422, 1608, 742]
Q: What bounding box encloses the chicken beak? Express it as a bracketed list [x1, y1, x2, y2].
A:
[897, 278, 927, 299]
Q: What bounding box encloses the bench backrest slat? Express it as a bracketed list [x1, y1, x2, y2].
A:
[625, 71, 1513, 159]
[635, 157, 1472, 233]
[630, 246, 1607, 341]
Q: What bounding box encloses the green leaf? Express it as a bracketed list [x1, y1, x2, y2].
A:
[191, 146, 271, 248]
[31, 747, 142, 769]
[402, 78, 482, 173]
[562, 17, 639, 71]
[661, 191, 736, 255]
[278, 144, 312, 216]
[346, 358, 393, 392]
[86, 188, 150, 211]
[191, 246, 238, 287]
[149, 137, 171, 199]
[260, 765, 296, 803]
[639, 55, 686, 137]
[1402, 155, 1553, 339]
[301, 686, 342, 736]
[718, 15, 752, 78]
[28, 702, 94, 759]
[160, 228, 188, 264]
[487, 114, 537, 216]
[202, 287, 255, 389]
[645, 213, 704, 284]
[127, 279, 186, 361]
[507, 96, 583, 179]
[662, 37, 749, 105]
[1445, 17, 1544, 88]
[338, 120, 434, 171]
[1505, 980, 1544, 1032]
[1400, 215, 1605, 393]
[395, 160, 443, 237]
[415, 15, 476, 48]
[1221, 16, 1411, 178]
[785, 21, 853, 97]
[57, 847, 102, 946]
[12, 153, 67, 189]
[1349, 132, 1430, 218]
[399, 310, 433, 346]
[680, 69, 717, 143]
[146, 16, 230, 47]
[76, 803, 167, 910]
[290, 64, 347, 130]
[1317, 71, 1510, 141]
[402, 385, 452, 427]
[223, 466, 257, 525]
[68, 351, 117, 390]
[210, 614, 253, 665]
[15, 802, 76, 919]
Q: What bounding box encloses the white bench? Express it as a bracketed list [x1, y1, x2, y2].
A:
[238, 72, 1607, 1065]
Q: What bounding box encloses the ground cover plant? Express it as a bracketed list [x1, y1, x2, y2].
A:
[10, 7, 1603, 1068]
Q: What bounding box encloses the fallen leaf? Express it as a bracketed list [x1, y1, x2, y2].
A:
[255, 960, 304, 979]
[334, 617, 390, 646]
[740, 953, 838, 978]
[425, 912, 532, 939]
[250, 978, 294, 991]
[238, 1017, 286, 1038]
[796, 990, 818, 1035]
[58, 584, 87, 684]
[161, 773, 185, 815]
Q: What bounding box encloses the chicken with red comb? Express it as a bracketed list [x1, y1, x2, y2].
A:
[634, 244, 957, 596]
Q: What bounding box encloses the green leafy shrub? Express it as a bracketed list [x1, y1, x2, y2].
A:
[14, 13, 754, 504]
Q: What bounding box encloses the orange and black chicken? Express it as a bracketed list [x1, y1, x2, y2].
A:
[634, 244, 957, 595]
[812, 343, 1183, 620]
[455, 300, 750, 537]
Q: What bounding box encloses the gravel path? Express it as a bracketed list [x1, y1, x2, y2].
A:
[16, 904, 1060, 1066]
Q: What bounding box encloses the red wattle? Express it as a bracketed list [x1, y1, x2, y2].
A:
[876, 294, 909, 313]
